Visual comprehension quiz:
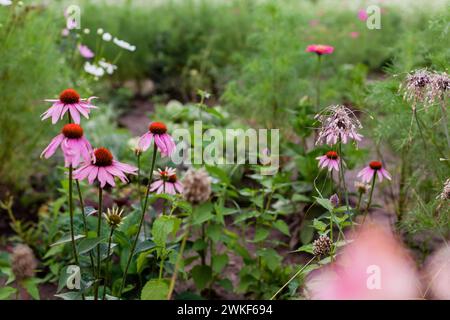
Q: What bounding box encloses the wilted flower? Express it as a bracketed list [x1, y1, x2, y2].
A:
[357, 161, 392, 183]
[41, 88, 98, 124]
[78, 44, 94, 59]
[11, 244, 37, 281]
[41, 123, 92, 167]
[73, 147, 137, 188]
[427, 71, 449, 104]
[438, 178, 450, 200]
[150, 167, 183, 195]
[315, 105, 363, 145]
[329, 194, 339, 208]
[182, 168, 212, 205]
[138, 122, 175, 157]
[306, 44, 334, 55]
[306, 223, 421, 299]
[313, 235, 332, 256]
[354, 181, 371, 194]
[316, 151, 340, 171]
[423, 245, 450, 300]
[103, 206, 125, 228]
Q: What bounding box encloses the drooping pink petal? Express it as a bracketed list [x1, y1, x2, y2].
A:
[138, 132, 153, 151]
[69, 106, 81, 124]
[41, 134, 64, 159]
[87, 166, 99, 184]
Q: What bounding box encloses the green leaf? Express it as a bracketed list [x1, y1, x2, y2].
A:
[212, 254, 228, 273]
[152, 216, 181, 253]
[313, 197, 334, 212]
[252, 227, 270, 243]
[43, 245, 64, 259]
[273, 220, 290, 236]
[257, 248, 282, 272]
[22, 278, 40, 300]
[55, 292, 82, 300]
[294, 244, 314, 254]
[217, 279, 233, 291]
[292, 194, 310, 202]
[78, 237, 106, 255]
[141, 279, 169, 300]
[192, 202, 214, 225]
[191, 265, 212, 290]
[313, 219, 327, 232]
[192, 239, 208, 252]
[50, 234, 85, 247]
[205, 165, 230, 185]
[206, 223, 222, 242]
[0, 286, 16, 300]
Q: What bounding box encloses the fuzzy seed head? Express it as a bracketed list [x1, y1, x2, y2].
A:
[355, 181, 371, 194]
[313, 235, 332, 256]
[11, 244, 37, 280]
[326, 151, 338, 160]
[62, 123, 83, 139]
[182, 168, 212, 205]
[369, 161, 382, 170]
[94, 148, 113, 166]
[149, 122, 167, 134]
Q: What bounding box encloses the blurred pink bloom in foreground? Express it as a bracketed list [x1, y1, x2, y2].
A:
[306, 223, 421, 299]
[358, 9, 368, 21]
[306, 44, 334, 55]
[78, 44, 95, 59]
[423, 245, 450, 300]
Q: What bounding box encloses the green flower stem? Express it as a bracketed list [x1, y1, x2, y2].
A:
[315, 54, 322, 111]
[338, 140, 350, 214]
[362, 174, 377, 225]
[76, 180, 96, 275]
[94, 186, 103, 300]
[270, 256, 316, 300]
[356, 191, 363, 212]
[68, 166, 80, 266]
[102, 226, 115, 300]
[118, 142, 158, 297]
[439, 100, 450, 151]
[167, 209, 193, 300]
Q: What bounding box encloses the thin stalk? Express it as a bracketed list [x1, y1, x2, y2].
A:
[167, 210, 193, 300]
[68, 166, 79, 266]
[136, 153, 147, 239]
[94, 186, 103, 300]
[102, 226, 115, 300]
[118, 142, 158, 297]
[439, 100, 450, 151]
[270, 256, 316, 300]
[356, 192, 363, 212]
[76, 180, 96, 275]
[338, 141, 350, 214]
[362, 175, 377, 225]
[315, 55, 322, 111]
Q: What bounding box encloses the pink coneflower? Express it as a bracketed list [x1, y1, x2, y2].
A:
[350, 31, 359, 39]
[41, 123, 92, 167]
[138, 122, 175, 157]
[357, 161, 392, 183]
[316, 151, 340, 171]
[150, 167, 183, 195]
[78, 44, 94, 59]
[358, 9, 368, 21]
[306, 44, 334, 55]
[315, 105, 363, 145]
[41, 88, 98, 124]
[73, 147, 137, 188]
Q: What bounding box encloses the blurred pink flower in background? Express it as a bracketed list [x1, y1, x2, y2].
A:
[138, 122, 175, 157]
[422, 245, 450, 300]
[150, 167, 183, 195]
[350, 31, 359, 39]
[306, 223, 422, 299]
[358, 9, 368, 21]
[309, 19, 320, 27]
[357, 161, 392, 183]
[61, 28, 70, 37]
[306, 44, 334, 55]
[78, 44, 95, 59]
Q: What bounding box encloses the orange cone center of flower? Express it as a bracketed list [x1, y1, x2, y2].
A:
[59, 88, 80, 104]
[168, 174, 177, 183]
[326, 151, 338, 160]
[94, 148, 113, 166]
[369, 161, 382, 170]
[62, 124, 83, 139]
[149, 122, 167, 134]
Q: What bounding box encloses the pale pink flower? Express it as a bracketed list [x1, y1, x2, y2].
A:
[138, 122, 175, 157]
[41, 124, 92, 168]
[73, 147, 137, 188]
[78, 44, 94, 59]
[305, 44, 334, 55]
[358, 9, 368, 21]
[350, 31, 359, 39]
[316, 151, 340, 171]
[306, 223, 421, 299]
[41, 88, 98, 124]
[357, 161, 392, 183]
[315, 105, 363, 146]
[309, 19, 319, 27]
[61, 28, 70, 37]
[150, 167, 183, 195]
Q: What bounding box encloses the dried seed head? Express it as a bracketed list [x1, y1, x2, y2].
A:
[428, 71, 449, 104]
[11, 244, 37, 280]
[438, 178, 450, 201]
[401, 69, 432, 106]
[103, 206, 125, 228]
[354, 181, 371, 194]
[313, 235, 332, 256]
[315, 105, 363, 146]
[182, 168, 212, 205]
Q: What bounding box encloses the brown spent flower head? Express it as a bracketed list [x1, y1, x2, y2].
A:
[438, 178, 450, 201]
[313, 235, 332, 256]
[103, 206, 125, 228]
[182, 168, 212, 205]
[11, 244, 37, 281]
[427, 71, 449, 104]
[354, 181, 371, 194]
